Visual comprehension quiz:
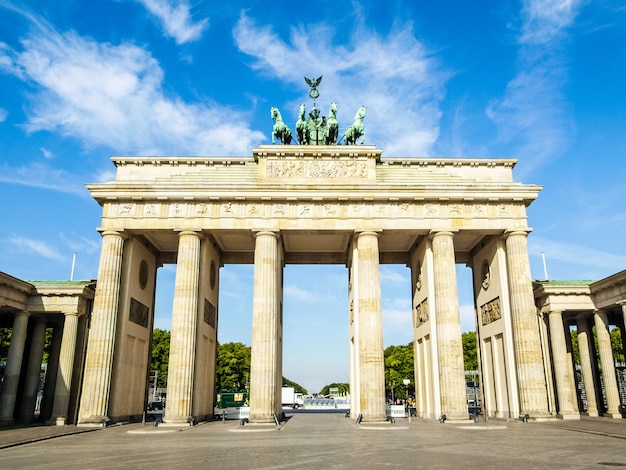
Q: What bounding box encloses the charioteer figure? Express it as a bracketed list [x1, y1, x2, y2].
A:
[270, 75, 366, 146]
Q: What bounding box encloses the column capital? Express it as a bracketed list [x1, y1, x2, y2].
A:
[253, 230, 280, 240]
[99, 230, 128, 240]
[355, 230, 381, 239]
[176, 229, 202, 238]
[503, 229, 532, 239]
[61, 310, 81, 317]
[428, 230, 457, 239]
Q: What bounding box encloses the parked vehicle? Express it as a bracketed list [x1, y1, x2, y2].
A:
[282, 387, 304, 409]
[147, 401, 164, 411]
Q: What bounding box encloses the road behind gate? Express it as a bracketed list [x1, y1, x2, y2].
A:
[1, 412, 625, 469]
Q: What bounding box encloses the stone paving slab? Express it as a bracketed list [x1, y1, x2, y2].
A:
[0, 415, 624, 469]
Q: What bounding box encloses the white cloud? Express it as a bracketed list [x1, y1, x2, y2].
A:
[6, 235, 65, 261]
[1, 24, 263, 157]
[486, 0, 581, 176]
[233, 13, 448, 156]
[135, 0, 208, 45]
[0, 162, 90, 196]
[39, 147, 54, 159]
[284, 283, 317, 303]
[528, 236, 626, 272]
[520, 0, 583, 44]
[0, 107, 7, 121]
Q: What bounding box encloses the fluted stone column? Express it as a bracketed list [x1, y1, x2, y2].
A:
[355, 231, 386, 422]
[49, 312, 80, 425]
[40, 325, 63, 422]
[164, 231, 201, 424]
[0, 312, 30, 425]
[19, 319, 47, 422]
[594, 310, 621, 418]
[547, 311, 579, 419]
[617, 300, 626, 357]
[78, 230, 125, 425]
[576, 316, 598, 417]
[431, 231, 467, 420]
[505, 230, 550, 418]
[250, 231, 282, 423]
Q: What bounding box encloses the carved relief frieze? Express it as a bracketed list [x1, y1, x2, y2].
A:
[168, 202, 187, 217]
[195, 203, 209, 215]
[265, 159, 368, 179]
[298, 204, 313, 217]
[204, 299, 217, 328]
[129, 298, 149, 328]
[415, 298, 429, 326]
[498, 204, 511, 217]
[424, 203, 438, 217]
[143, 203, 160, 217]
[109, 200, 525, 225]
[118, 203, 136, 217]
[323, 203, 338, 217]
[449, 204, 463, 216]
[272, 203, 286, 216]
[480, 297, 502, 325]
[473, 204, 487, 217]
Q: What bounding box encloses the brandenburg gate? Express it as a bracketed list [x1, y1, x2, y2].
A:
[77, 141, 552, 425]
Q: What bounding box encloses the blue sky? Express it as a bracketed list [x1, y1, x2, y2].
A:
[1, 0, 625, 393]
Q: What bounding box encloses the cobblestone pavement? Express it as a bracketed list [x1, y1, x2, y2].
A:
[0, 414, 624, 469]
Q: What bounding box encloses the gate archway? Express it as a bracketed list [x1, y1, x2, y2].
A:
[77, 145, 551, 425]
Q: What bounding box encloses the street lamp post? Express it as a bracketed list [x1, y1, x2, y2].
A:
[403, 379, 410, 421]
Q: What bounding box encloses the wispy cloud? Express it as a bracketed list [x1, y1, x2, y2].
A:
[0, 13, 263, 157]
[284, 283, 317, 303]
[487, 0, 583, 176]
[39, 147, 54, 159]
[0, 162, 90, 196]
[233, 13, 448, 156]
[6, 235, 65, 261]
[529, 236, 626, 272]
[134, 0, 208, 45]
[59, 232, 102, 256]
[520, 0, 582, 44]
[0, 107, 7, 121]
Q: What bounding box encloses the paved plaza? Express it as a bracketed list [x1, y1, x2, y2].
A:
[1, 413, 625, 469]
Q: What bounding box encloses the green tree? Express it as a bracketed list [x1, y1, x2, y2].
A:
[0, 327, 11, 363]
[462, 332, 478, 371]
[282, 376, 308, 395]
[611, 328, 624, 363]
[384, 342, 414, 400]
[150, 328, 170, 387]
[215, 342, 251, 392]
[319, 382, 349, 396]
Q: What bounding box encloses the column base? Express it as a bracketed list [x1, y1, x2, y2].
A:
[602, 412, 624, 419]
[77, 415, 111, 427]
[359, 414, 388, 423]
[557, 412, 580, 420]
[162, 415, 196, 426]
[248, 413, 279, 424]
[46, 416, 67, 426]
[518, 410, 555, 422]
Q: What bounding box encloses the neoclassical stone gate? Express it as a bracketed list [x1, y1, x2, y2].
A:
[77, 144, 551, 425]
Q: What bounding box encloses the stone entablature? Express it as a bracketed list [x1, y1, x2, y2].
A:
[90, 146, 540, 235]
